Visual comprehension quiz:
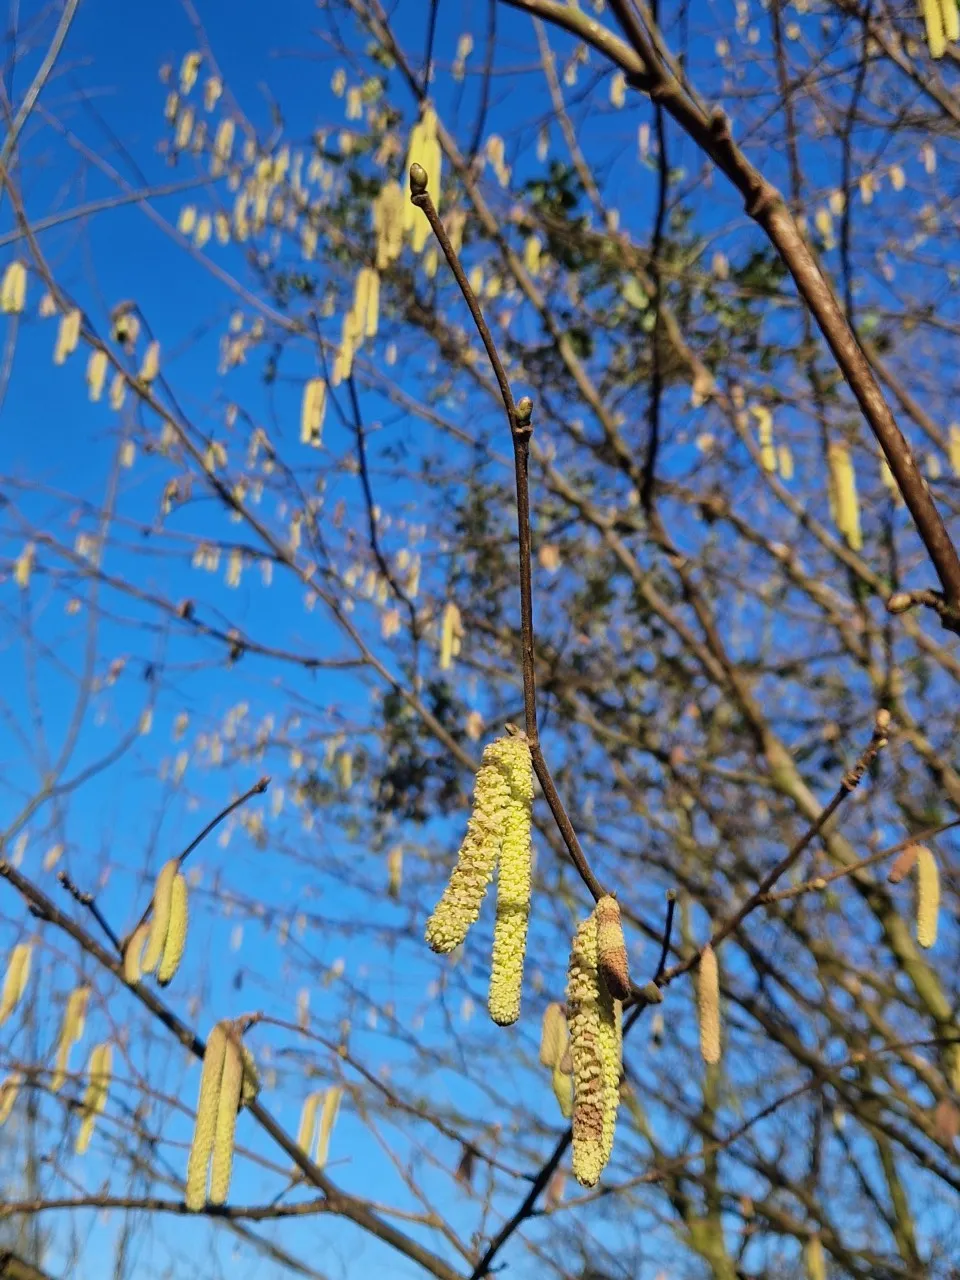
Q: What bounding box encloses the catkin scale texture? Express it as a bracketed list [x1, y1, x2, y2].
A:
[210, 1032, 244, 1205]
[487, 736, 534, 1026]
[698, 944, 722, 1065]
[424, 740, 512, 953]
[158, 873, 189, 986]
[185, 1024, 227, 1211]
[597, 973, 622, 1166]
[142, 859, 179, 974]
[916, 845, 940, 949]
[567, 912, 605, 1187]
[596, 895, 631, 1000]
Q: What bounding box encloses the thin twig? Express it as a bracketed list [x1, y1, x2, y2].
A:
[652, 890, 676, 984]
[0, 0, 80, 172]
[409, 164, 606, 903]
[56, 871, 123, 953]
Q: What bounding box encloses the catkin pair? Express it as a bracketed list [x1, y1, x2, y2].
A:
[0, 942, 32, 1026]
[293, 1086, 343, 1169]
[51, 986, 91, 1091]
[185, 1022, 249, 1210]
[125, 859, 189, 986]
[425, 732, 534, 1026]
[567, 906, 622, 1187]
[76, 1042, 112, 1154]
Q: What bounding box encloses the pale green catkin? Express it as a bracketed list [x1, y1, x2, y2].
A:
[315, 1086, 343, 1168]
[916, 845, 940, 949]
[51, 985, 90, 1091]
[185, 1023, 227, 1211]
[123, 922, 150, 984]
[539, 1002, 568, 1069]
[487, 734, 534, 1026]
[597, 967, 622, 1167]
[157, 873, 189, 986]
[0, 942, 32, 1026]
[425, 738, 514, 953]
[75, 1042, 112, 1155]
[568, 911, 605, 1187]
[142, 859, 179, 974]
[210, 1030, 244, 1205]
[551, 1066, 573, 1119]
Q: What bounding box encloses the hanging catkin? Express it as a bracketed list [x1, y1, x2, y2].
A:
[315, 1085, 343, 1167]
[827, 442, 862, 550]
[567, 910, 606, 1187]
[916, 845, 940, 949]
[142, 859, 179, 974]
[157, 872, 189, 986]
[76, 1042, 112, 1155]
[487, 734, 534, 1026]
[596, 895, 631, 1000]
[539, 1002, 568, 1069]
[51, 985, 90, 1091]
[295, 1090, 321, 1158]
[123, 922, 151, 984]
[0, 261, 26, 313]
[210, 1030, 244, 1205]
[804, 1234, 827, 1280]
[0, 942, 32, 1026]
[697, 943, 721, 1065]
[0, 1072, 23, 1125]
[185, 1023, 228, 1210]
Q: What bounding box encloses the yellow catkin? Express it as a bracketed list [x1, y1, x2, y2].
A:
[597, 967, 622, 1168]
[697, 943, 722, 1065]
[0, 261, 26, 313]
[828, 442, 862, 550]
[805, 1235, 827, 1280]
[778, 444, 794, 481]
[568, 911, 605, 1187]
[373, 181, 405, 270]
[887, 844, 920, 885]
[315, 1085, 343, 1167]
[610, 71, 626, 108]
[523, 235, 542, 277]
[300, 377, 327, 446]
[596, 895, 631, 1000]
[123, 921, 150, 984]
[86, 349, 108, 401]
[296, 1091, 321, 1156]
[240, 1044, 260, 1108]
[916, 845, 939, 949]
[922, 0, 947, 57]
[158, 873, 189, 986]
[551, 1065, 574, 1118]
[210, 1030, 244, 1205]
[0, 942, 32, 1026]
[949, 424, 960, 478]
[142, 859, 179, 974]
[51, 985, 90, 1091]
[488, 734, 535, 1026]
[539, 1002, 568, 1068]
[211, 121, 233, 176]
[139, 341, 160, 383]
[439, 601, 462, 671]
[186, 1023, 228, 1210]
[0, 1072, 23, 1125]
[53, 308, 81, 364]
[387, 845, 403, 900]
[944, 0, 960, 43]
[425, 737, 514, 953]
[751, 406, 776, 474]
[76, 1042, 112, 1154]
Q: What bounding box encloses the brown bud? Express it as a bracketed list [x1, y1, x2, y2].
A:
[887, 844, 920, 885]
[596, 895, 631, 1000]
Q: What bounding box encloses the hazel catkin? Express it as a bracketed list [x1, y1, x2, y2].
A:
[916, 845, 940, 949]
[697, 943, 721, 1066]
[157, 872, 189, 986]
[210, 1030, 244, 1205]
[142, 859, 179, 974]
[185, 1023, 227, 1211]
[487, 734, 534, 1026]
[596, 895, 631, 1000]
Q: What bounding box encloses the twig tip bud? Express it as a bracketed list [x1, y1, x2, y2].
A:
[515, 396, 533, 428]
[886, 592, 912, 614]
[409, 162, 428, 196]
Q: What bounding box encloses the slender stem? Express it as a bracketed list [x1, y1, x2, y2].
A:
[56, 871, 123, 953]
[653, 890, 676, 984]
[410, 167, 606, 903]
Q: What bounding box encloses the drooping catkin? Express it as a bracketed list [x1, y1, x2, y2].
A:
[53, 308, 81, 365]
[51, 985, 90, 1091]
[315, 1085, 343, 1167]
[0, 260, 26, 313]
[827, 442, 862, 551]
[438, 601, 462, 671]
[539, 1002, 569, 1069]
[551, 1065, 573, 1119]
[0, 942, 32, 1026]
[123, 922, 150, 984]
[240, 1044, 260, 1108]
[158, 873, 189, 987]
[596, 895, 631, 1000]
[887, 844, 920, 885]
[300, 377, 327, 446]
[0, 1072, 23, 1125]
[142, 858, 179, 974]
[916, 844, 940, 949]
[185, 1023, 228, 1211]
[804, 1234, 827, 1280]
[567, 911, 605, 1187]
[697, 943, 722, 1065]
[424, 738, 513, 953]
[295, 1090, 321, 1156]
[76, 1042, 112, 1155]
[487, 734, 534, 1026]
[210, 1030, 244, 1205]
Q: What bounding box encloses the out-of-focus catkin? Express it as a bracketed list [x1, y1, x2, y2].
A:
[539, 1002, 568, 1069]
[596, 895, 630, 1000]
[424, 737, 513, 953]
[438, 601, 462, 671]
[123, 921, 150, 984]
[186, 1023, 227, 1211]
[0, 942, 32, 1026]
[296, 1090, 321, 1157]
[551, 1065, 574, 1118]
[697, 943, 721, 1065]
[142, 858, 179, 974]
[53, 308, 81, 365]
[0, 1072, 23, 1125]
[827, 442, 862, 551]
[804, 1234, 827, 1280]
[158, 872, 189, 986]
[76, 1042, 112, 1155]
[487, 734, 534, 1026]
[1, 261, 26, 313]
[315, 1085, 343, 1167]
[52, 985, 90, 1091]
[210, 1030, 243, 1205]
[916, 844, 940, 949]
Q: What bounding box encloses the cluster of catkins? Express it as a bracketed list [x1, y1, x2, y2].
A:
[425, 731, 535, 1026]
[124, 858, 189, 986]
[185, 1020, 259, 1210]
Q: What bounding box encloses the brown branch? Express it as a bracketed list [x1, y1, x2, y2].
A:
[409, 164, 606, 903]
